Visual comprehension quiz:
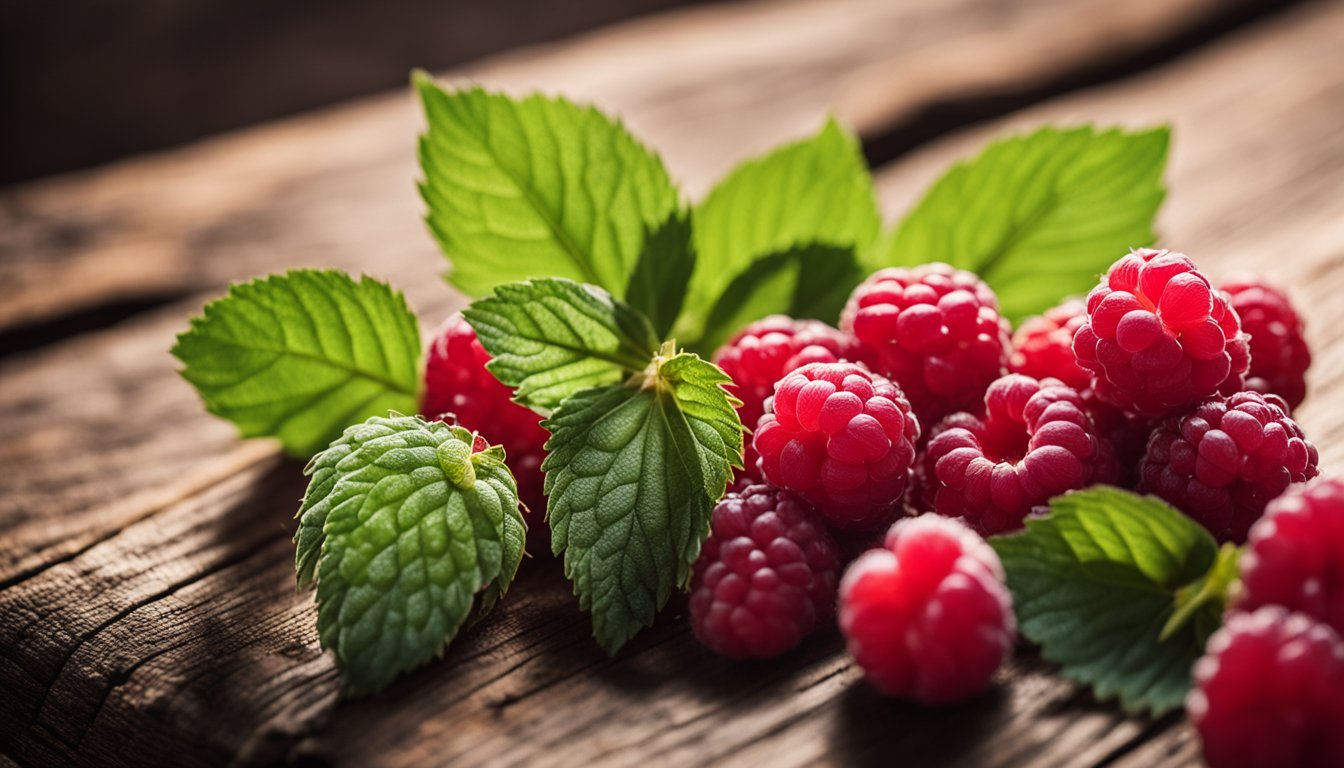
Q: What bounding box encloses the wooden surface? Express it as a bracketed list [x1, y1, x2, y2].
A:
[2, 0, 1341, 765]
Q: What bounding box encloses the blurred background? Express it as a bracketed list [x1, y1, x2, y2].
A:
[0, 0, 707, 184]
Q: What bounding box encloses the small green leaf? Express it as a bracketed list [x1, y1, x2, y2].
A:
[306, 414, 525, 696]
[880, 125, 1169, 321]
[463, 278, 660, 413]
[625, 213, 695, 338]
[990, 487, 1224, 716]
[543, 351, 743, 653]
[172, 270, 421, 457]
[416, 74, 680, 299]
[696, 243, 863, 354]
[677, 119, 881, 343]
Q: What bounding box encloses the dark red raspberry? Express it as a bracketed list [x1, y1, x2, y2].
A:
[1073, 248, 1250, 418]
[1188, 607, 1344, 768]
[754, 363, 919, 533]
[1009, 299, 1091, 390]
[841, 263, 1011, 427]
[714, 316, 871, 483]
[838, 514, 1014, 704]
[422, 314, 548, 514]
[689, 485, 841, 659]
[1236, 477, 1344, 636]
[1139, 391, 1319, 543]
[1220, 276, 1310, 411]
[922, 374, 1112, 535]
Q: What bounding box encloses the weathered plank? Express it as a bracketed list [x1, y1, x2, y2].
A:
[0, 0, 1283, 338]
[3, 1, 1343, 766]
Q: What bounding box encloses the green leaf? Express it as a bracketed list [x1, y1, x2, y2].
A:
[542, 349, 743, 653]
[417, 74, 680, 299]
[696, 243, 864, 354]
[307, 414, 526, 696]
[463, 278, 660, 413]
[624, 212, 695, 338]
[677, 119, 881, 343]
[880, 125, 1169, 321]
[989, 487, 1226, 716]
[172, 270, 421, 458]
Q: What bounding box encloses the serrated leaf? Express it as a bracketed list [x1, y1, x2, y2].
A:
[416, 74, 680, 299]
[542, 351, 742, 653]
[463, 278, 660, 413]
[696, 243, 863, 354]
[172, 270, 421, 458]
[306, 414, 525, 696]
[677, 119, 881, 343]
[625, 212, 695, 338]
[989, 486, 1223, 716]
[880, 125, 1169, 321]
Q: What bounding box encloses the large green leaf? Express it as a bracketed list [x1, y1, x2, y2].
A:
[624, 212, 695, 339]
[417, 75, 680, 299]
[880, 125, 1169, 321]
[172, 270, 421, 457]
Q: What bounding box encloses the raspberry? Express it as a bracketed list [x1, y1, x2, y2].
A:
[713, 316, 871, 483]
[1220, 276, 1310, 411]
[422, 314, 548, 514]
[1073, 248, 1250, 418]
[689, 485, 841, 659]
[1139, 391, 1319, 543]
[1188, 607, 1344, 768]
[1236, 477, 1344, 636]
[838, 514, 1014, 704]
[1009, 299, 1091, 390]
[921, 374, 1112, 535]
[754, 363, 920, 533]
[840, 263, 1011, 427]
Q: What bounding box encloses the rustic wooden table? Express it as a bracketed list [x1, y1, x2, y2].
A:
[3, 0, 1342, 765]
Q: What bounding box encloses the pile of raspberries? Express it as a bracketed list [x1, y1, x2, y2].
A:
[422, 249, 1337, 766]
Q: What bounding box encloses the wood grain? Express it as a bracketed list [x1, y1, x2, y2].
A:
[4, 0, 1344, 766]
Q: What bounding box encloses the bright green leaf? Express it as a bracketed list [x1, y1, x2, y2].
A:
[307, 414, 525, 696]
[463, 278, 660, 413]
[172, 270, 421, 458]
[542, 350, 742, 653]
[678, 119, 881, 342]
[625, 212, 695, 338]
[990, 486, 1225, 716]
[416, 74, 680, 299]
[880, 125, 1169, 321]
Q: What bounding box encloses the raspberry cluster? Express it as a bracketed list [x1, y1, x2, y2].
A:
[1221, 276, 1311, 411]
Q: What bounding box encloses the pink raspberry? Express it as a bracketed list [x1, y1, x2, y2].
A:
[1236, 477, 1344, 636]
[689, 485, 841, 659]
[1139, 391, 1319, 543]
[1009, 299, 1091, 390]
[1073, 248, 1250, 418]
[840, 263, 1011, 427]
[838, 514, 1015, 704]
[1220, 276, 1310, 411]
[422, 313, 548, 514]
[1188, 607, 1344, 768]
[921, 374, 1112, 535]
[714, 316, 871, 483]
[754, 363, 920, 533]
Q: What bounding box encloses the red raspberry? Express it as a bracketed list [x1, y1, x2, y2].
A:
[838, 514, 1014, 704]
[714, 316, 871, 483]
[840, 263, 1011, 427]
[1139, 391, 1319, 543]
[1236, 477, 1344, 636]
[689, 485, 841, 659]
[922, 374, 1112, 535]
[1009, 299, 1091, 390]
[1073, 248, 1250, 418]
[1220, 276, 1310, 411]
[422, 314, 548, 514]
[1188, 607, 1344, 768]
[754, 363, 920, 533]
